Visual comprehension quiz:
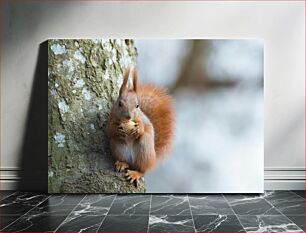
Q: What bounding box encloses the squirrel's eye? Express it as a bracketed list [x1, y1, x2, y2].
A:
[119, 101, 122, 107]
[136, 104, 139, 108]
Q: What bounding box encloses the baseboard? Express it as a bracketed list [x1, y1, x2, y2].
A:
[264, 167, 305, 190]
[0, 180, 19, 190]
[0, 168, 46, 191]
[264, 180, 305, 190]
[0, 167, 304, 191]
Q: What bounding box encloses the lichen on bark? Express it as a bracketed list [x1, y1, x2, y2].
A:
[48, 39, 145, 193]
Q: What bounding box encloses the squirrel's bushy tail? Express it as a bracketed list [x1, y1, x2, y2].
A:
[138, 84, 175, 159]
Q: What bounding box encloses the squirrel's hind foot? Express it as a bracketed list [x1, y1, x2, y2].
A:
[115, 161, 129, 172]
[125, 170, 144, 187]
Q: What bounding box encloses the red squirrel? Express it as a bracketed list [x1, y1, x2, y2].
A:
[107, 67, 175, 186]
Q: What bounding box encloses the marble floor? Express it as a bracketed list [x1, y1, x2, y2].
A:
[0, 190, 304, 232]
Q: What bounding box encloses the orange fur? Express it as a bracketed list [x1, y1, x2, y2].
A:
[138, 84, 175, 158]
[119, 67, 130, 94]
[107, 67, 175, 182]
[134, 122, 156, 173]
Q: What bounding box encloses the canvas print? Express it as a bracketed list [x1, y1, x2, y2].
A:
[48, 39, 263, 193]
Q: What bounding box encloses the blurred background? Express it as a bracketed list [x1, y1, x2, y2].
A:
[135, 40, 264, 193]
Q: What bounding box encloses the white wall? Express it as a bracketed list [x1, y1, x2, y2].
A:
[1, 1, 304, 190]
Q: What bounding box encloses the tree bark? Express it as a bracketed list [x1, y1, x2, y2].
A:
[48, 39, 145, 193]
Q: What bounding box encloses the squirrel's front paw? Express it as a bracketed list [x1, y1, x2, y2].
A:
[130, 122, 140, 138]
[115, 161, 129, 172]
[117, 126, 127, 138]
[130, 121, 145, 139]
[125, 170, 144, 187]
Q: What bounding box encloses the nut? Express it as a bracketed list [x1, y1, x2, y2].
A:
[120, 120, 135, 133]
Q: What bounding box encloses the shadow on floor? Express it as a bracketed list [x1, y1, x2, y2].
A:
[17, 41, 48, 191]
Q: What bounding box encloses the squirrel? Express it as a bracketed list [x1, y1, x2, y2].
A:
[107, 67, 175, 186]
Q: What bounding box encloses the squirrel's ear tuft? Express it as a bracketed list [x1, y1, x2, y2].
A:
[133, 66, 138, 93]
[120, 67, 130, 94]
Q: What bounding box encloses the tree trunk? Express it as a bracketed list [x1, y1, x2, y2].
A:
[48, 39, 145, 193]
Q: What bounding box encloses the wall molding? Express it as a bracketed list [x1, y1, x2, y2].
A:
[0, 167, 21, 171]
[264, 167, 306, 171]
[0, 167, 304, 190]
[0, 167, 46, 190]
[264, 180, 305, 190]
[264, 175, 305, 180]
[264, 167, 305, 190]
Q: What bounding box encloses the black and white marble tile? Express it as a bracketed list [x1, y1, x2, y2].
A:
[0, 191, 16, 201]
[54, 195, 115, 232]
[1, 214, 67, 232]
[108, 195, 150, 215]
[291, 191, 305, 199]
[148, 215, 195, 232]
[47, 194, 85, 205]
[0, 191, 304, 232]
[98, 215, 149, 232]
[0, 215, 23, 231]
[26, 195, 84, 216]
[264, 191, 304, 215]
[150, 195, 191, 216]
[285, 215, 305, 230]
[189, 195, 234, 215]
[73, 194, 115, 215]
[224, 194, 280, 215]
[1, 194, 84, 232]
[193, 215, 245, 232]
[238, 215, 303, 232]
[0, 192, 49, 216]
[55, 213, 105, 232]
